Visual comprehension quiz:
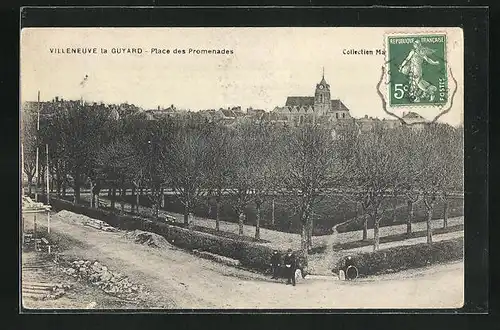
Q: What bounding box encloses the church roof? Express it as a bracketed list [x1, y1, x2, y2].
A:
[284, 97, 350, 112]
[285, 96, 314, 107]
[331, 100, 350, 112]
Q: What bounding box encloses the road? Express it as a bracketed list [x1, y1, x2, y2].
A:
[22, 210, 464, 309]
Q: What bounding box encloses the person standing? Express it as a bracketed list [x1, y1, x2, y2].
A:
[283, 249, 297, 286]
[270, 250, 281, 279]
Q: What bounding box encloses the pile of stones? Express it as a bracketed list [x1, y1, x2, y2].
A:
[44, 283, 72, 300]
[60, 259, 144, 298]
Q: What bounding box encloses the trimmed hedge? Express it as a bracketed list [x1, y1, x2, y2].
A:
[334, 237, 463, 277]
[45, 197, 306, 272]
[143, 220, 279, 270]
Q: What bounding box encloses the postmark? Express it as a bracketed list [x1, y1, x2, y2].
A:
[387, 33, 448, 107]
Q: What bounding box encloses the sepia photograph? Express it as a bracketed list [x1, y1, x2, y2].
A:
[20, 27, 464, 310]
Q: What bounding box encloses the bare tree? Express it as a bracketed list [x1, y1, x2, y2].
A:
[21, 104, 38, 195]
[226, 122, 263, 236]
[164, 122, 210, 225]
[352, 124, 405, 251]
[417, 124, 450, 243]
[204, 123, 233, 231]
[278, 123, 350, 261]
[46, 102, 112, 204]
[96, 140, 138, 212]
[438, 124, 464, 228]
[249, 123, 280, 240]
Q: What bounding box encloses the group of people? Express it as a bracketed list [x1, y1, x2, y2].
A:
[269, 248, 298, 286]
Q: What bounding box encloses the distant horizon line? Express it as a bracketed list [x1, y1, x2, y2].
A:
[21, 97, 458, 126]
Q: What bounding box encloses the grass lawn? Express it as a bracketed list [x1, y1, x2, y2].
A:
[331, 224, 464, 251]
[113, 193, 463, 235]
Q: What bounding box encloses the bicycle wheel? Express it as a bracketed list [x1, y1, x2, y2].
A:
[345, 265, 358, 280]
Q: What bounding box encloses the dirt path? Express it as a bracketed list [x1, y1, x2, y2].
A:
[22, 210, 464, 309]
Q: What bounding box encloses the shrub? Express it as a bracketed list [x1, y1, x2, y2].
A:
[333, 238, 463, 277]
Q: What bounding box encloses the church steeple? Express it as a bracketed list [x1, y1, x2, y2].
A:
[314, 68, 331, 114]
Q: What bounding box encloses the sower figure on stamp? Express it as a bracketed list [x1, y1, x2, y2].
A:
[283, 249, 297, 286]
[270, 250, 281, 279]
[398, 39, 440, 102]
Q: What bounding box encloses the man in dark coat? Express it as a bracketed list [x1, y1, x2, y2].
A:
[270, 250, 281, 279]
[283, 249, 297, 286]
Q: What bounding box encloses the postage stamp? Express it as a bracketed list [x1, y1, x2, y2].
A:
[387, 33, 448, 107]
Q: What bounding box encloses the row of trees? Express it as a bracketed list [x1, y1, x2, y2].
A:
[21, 100, 463, 261]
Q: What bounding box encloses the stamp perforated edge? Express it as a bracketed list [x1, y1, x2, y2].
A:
[383, 31, 450, 108]
[379, 30, 458, 126]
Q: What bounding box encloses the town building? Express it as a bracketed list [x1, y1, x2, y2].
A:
[272, 72, 352, 125]
[144, 105, 177, 120]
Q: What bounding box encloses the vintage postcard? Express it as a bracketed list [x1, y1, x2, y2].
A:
[20, 27, 464, 310]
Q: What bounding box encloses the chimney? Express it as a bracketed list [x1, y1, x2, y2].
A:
[158, 105, 160, 111]
[55, 96, 59, 102]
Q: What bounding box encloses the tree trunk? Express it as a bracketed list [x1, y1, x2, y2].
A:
[301, 223, 308, 262]
[307, 217, 313, 250]
[271, 198, 275, 226]
[373, 216, 380, 251]
[139, 187, 143, 212]
[443, 195, 449, 229]
[426, 200, 434, 244]
[131, 186, 136, 212]
[184, 200, 190, 225]
[238, 211, 245, 236]
[406, 200, 413, 235]
[207, 203, 212, 219]
[362, 215, 368, 241]
[392, 196, 398, 223]
[90, 181, 94, 208]
[120, 185, 125, 213]
[353, 201, 359, 223]
[27, 176, 33, 194]
[215, 199, 221, 231]
[255, 202, 261, 240]
[136, 187, 140, 213]
[160, 188, 165, 209]
[56, 179, 61, 197]
[154, 190, 160, 219]
[74, 182, 81, 204]
[62, 183, 66, 197]
[108, 188, 112, 197]
[111, 187, 116, 209]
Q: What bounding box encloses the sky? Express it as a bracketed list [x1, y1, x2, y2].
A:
[20, 27, 464, 125]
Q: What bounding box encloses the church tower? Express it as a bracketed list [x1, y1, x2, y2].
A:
[314, 68, 331, 115]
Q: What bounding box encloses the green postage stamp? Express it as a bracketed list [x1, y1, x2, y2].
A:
[387, 33, 447, 107]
